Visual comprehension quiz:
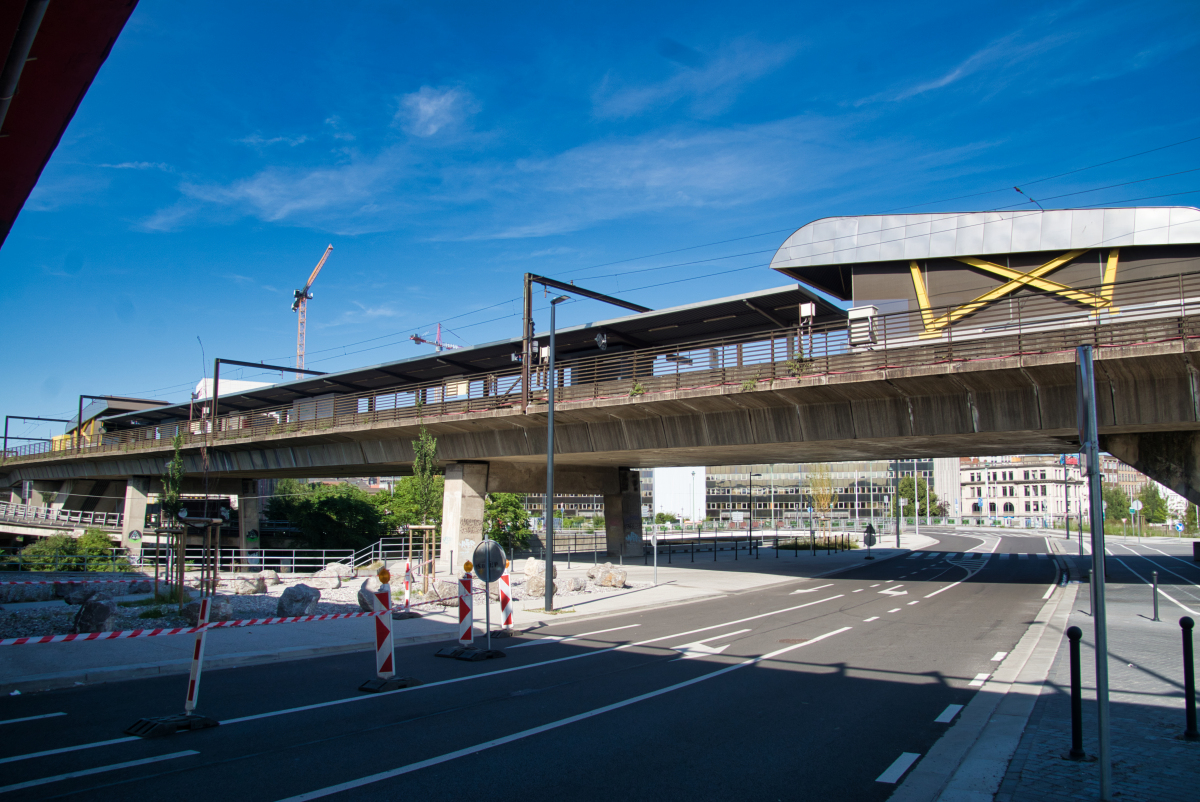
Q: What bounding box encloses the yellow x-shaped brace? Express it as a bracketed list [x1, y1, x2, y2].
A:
[910, 249, 1116, 337]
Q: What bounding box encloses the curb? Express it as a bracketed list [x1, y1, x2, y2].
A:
[888, 582, 1078, 802]
[0, 628, 457, 696]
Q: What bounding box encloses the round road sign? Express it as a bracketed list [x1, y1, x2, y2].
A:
[1132, 500, 1144, 511]
[864, 533, 877, 547]
[472, 540, 507, 583]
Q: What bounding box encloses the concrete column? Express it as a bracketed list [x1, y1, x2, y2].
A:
[604, 468, 643, 557]
[237, 478, 261, 565]
[439, 462, 489, 567]
[120, 477, 151, 553]
[1103, 432, 1200, 506]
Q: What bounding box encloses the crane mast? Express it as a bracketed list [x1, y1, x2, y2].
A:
[292, 244, 333, 377]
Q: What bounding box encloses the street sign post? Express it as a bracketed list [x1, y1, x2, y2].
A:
[473, 540, 507, 653]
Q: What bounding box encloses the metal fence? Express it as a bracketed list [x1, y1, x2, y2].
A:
[3, 270, 1197, 466]
[133, 545, 354, 574]
[0, 546, 135, 573]
[0, 500, 122, 530]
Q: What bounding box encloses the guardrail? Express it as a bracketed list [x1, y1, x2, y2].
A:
[133, 545, 355, 575]
[4, 270, 1198, 466]
[0, 501, 122, 530]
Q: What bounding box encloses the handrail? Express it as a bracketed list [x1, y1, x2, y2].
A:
[3, 270, 1198, 466]
[0, 500, 122, 529]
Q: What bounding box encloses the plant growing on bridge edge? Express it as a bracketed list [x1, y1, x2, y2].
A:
[629, 382, 646, 396]
[784, 348, 813, 377]
[740, 378, 758, 392]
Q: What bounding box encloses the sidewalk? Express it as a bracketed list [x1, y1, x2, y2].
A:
[993, 583, 1200, 802]
[0, 534, 935, 694]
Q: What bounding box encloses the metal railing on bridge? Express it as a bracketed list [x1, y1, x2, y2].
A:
[0, 500, 122, 530]
[5, 270, 1199, 465]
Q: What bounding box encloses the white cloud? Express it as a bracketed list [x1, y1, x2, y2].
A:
[238, 134, 309, 147]
[593, 38, 796, 119]
[97, 161, 172, 171]
[395, 86, 479, 137]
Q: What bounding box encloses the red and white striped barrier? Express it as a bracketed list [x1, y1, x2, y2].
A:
[500, 562, 513, 628]
[403, 560, 412, 612]
[184, 598, 211, 713]
[458, 574, 473, 646]
[0, 608, 388, 646]
[373, 584, 395, 678]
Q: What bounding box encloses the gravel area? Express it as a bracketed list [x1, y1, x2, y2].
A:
[0, 570, 648, 638]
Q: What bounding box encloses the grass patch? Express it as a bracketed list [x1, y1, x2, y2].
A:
[775, 538, 860, 550]
[137, 607, 168, 619]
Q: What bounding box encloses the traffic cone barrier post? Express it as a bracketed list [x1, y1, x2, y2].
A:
[360, 572, 419, 692]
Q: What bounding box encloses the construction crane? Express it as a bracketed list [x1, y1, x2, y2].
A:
[292, 244, 333, 376]
[410, 323, 464, 352]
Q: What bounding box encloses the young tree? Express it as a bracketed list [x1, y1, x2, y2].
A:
[484, 493, 532, 555]
[1137, 483, 1168, 524]
[1102, 483, 1130, 520]
[890, 476, 939, 517]
[160, 434, 186, 609]
[1185, 503, 1198, 534]
[411, 408, 441, 526]
[654, 511, 679, 524]
[807, 464, 836, 535]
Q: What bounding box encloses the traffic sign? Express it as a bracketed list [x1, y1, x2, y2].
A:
[472, 540, 507, 583]
[1132, 500, 1144, 511]
[864, 533, 876, 547]
[1175, 522, 1184, 532]
[899, 497, 908, 507]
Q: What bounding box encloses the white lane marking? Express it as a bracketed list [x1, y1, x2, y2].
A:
[864, 616, 880, 622]
[1110, 555, 1199, 616]
[876, 752, 922, 784]
[1142, 544, 1200, 575]
[791, 584, 835, 595]
[508, 625, 640, 648]
[1118, 544, 1200, 590]
[907, 601, 919, 605]
[925, 581, 963, 599]
[1018, 553, 1028, 560]
[1042, 583, 1057, 600]
[888, 608, 901, 613]
[221, 595, 846, 726]
[671, 629, 752, 660]
[991, 652, 1008, 661]
[0, 737, 138, 766]
[1044, 536, 1053, 557]
[870, 584, 881, 587]
[853, 589, 864, 593]
[968, 673, 990, 687]
[275, 628, 855, 801]
[879, 585, 908, 596]
[0, 713, 66, 726]
[0, 750, 198, 794]
[934, 704, 964, 724]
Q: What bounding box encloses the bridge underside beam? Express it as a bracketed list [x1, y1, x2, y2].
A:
[1102, 432, 1200, 507]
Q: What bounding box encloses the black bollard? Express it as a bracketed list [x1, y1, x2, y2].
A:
[1184, 617, 1198, 740]
[775, 535, 779, 558]
[691, 539, 694, 563]
[1153, 571, 1160, 622]
[1067, 625, 1086, 759]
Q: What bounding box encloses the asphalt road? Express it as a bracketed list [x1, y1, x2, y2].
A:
[0, 532, 1061, 802]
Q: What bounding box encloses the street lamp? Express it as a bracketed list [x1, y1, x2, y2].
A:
[544, 295, 569, 612]
[749, 472, 761, 544]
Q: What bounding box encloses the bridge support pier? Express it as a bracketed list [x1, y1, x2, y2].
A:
[237, 479, 260, 562]
[440, 462, 488, 568]
[604, 468, 643, 559]
[1103, 432, 1200, 507]
[120, 477, 150, 552]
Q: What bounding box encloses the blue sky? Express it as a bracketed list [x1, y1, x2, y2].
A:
[2, 0, 1199, 440]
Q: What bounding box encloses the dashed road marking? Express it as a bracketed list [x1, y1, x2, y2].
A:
[991, 651, 1008, 661]
[0, 750, 198, 794]
[968, 673, 990, 687]
[0, 713, 66, 726]
[907, 601, 919, 605]
[935, 704, 964, 723]
[864, 616, 879, 622]
[888, 608, 901, 613]
[876, 752, 921, 784]
[790, 584, 835, 595]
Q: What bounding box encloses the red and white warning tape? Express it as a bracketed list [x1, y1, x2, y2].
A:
[0, 579, 156, 586]
[0, 608, 388, 646]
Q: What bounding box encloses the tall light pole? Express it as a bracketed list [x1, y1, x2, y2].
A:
[543, 294, 569, 612]
[691, 470, 697, 524]
[749, 472, 761, 540]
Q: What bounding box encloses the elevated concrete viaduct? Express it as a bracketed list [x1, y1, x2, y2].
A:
[6, 207, 1200, 560]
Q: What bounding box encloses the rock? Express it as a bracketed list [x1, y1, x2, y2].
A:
[231, 574, 267, 595]
[587, 562, 614, 580]
[316, 562, 355, 579]
[562, 577, 585, 592]
[424, 580, 460, 607]
[277, 584, 320, 617]
[258, 569, 281, 586]
[128, 580, 152, 594]
[601, 569, 627, 588]
[357, 579, 376, 613]
[526, 573, 557, 598]
[72, 598, 118, 634]
[522, 557, 539, 577]
[184, 597, 233, 626]
[64, 585, 114, 605]
[309, 574, 342, 590]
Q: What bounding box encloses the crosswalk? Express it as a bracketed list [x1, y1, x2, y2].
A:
[904, 551, 1049, 560]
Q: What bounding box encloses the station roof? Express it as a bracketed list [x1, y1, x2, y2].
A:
[770, 207, 1200, 300]
[0, 0, 139, 249]
[104, 283, 844, 427]
[67, 396, 168, 434]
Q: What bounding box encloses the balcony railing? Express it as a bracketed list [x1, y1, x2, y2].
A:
[3, 270, 1198, 466]
[0, 500, 122, 529]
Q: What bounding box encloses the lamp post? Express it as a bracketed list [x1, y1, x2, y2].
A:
[543, 295, 569, 612]
[749, 472, 761, 544]
[691, 470, 696, 525]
